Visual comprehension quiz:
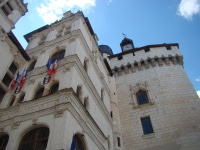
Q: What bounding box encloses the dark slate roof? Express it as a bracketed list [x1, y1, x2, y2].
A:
[99, 45, 113, 55]
[8, 31, 30, 61]
[109, 43, 179, 58]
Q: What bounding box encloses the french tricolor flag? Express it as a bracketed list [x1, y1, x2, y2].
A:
[10, 72, 19, 89]
[52, 59, 57, 74]
[20, 69, 27, 86]
[46, 57, 53, 74]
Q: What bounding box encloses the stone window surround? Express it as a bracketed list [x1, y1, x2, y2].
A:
[130, 81, 154, 108]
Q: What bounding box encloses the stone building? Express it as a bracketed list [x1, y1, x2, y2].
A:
[0, 1, 200, 150]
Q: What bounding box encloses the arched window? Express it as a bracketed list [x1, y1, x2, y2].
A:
[19, 94, 25, 103]
[73, 134, 85, 150]
[49, 83, 59, 94]
[0, 134, 9, 150]
[136, 90, 149, 105]
[18, 127, 49, 150]
[34, 88, 44, 99]
[51, 50, 65, 62]
[28, 60, 37, 72]
[9, 96, 15, 106]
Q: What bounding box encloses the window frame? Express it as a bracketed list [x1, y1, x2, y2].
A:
[18, 127, 49, 150]
[136, 90, 149, 105]
[140, 117, 154, 135]
[34, 88, 44, 99]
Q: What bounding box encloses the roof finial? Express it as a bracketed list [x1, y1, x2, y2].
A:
[122, 33, 127, 38]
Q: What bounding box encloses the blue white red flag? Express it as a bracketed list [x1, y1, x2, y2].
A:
[10, 72, 19, 88]
[20, 69, 27, 86]
[46, 57, 53, 74]
[52, 59, 57, 74]
[43, 74, 51, 84]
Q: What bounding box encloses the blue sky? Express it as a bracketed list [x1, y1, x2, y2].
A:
[13, 0, 200, 96]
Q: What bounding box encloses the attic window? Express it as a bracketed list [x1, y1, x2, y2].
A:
[144, 48, 150, 52]
[118, 55, 123, 60]
[166, 45, 171, 50]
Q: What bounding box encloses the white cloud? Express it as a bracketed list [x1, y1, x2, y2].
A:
[177, 0, 200, 20]
[36, 0, 96, 24]
[197, 91, 200, 98]
[195, 78, 200, 82]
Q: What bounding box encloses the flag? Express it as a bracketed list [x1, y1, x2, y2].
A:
[43, 74, 51, 84]
[46, 57, 53, 74]
[52, 59, 57, 74]
[20, 69, 27, 86]
[14, 85, 22, 94]
[70, 136, 76, 150]
[10, 72, 19, 88]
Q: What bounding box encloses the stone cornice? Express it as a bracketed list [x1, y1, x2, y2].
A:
[112, 54, 183, 76]
[0, 88, 107, 149]
[26, 54, 112, 127]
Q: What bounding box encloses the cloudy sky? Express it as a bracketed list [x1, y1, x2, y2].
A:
[13, 0, 200, 97]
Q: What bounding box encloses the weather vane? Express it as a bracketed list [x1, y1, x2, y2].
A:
[122, 33, 127, 38]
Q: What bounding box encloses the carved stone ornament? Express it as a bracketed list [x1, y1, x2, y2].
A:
[130, 81, 154, 108]
[12, 121, 20, 130]
[0, 127, 5, 133]
[32, 118, 38, 125]
[0, 29, 6, 41]
[28, 79, 35, 85]
[54, 109, 64, 118]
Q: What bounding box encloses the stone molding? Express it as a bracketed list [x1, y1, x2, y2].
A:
[25, 55, 112, 127]
[112, 55, 183, 76]
[0, 88, 108, 150]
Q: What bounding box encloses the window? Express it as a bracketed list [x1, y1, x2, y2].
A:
[51, 50, 65, 62]
[0, 135, 9, 150]
[83, 59, 88, 72]
[34, 88, 44, 99]
[0, 88, 6, 103]
[28, 60, 37, 72]
[84, 97, 89, 110]
[19, 94, 25, 103]
[2, 73, 12, 87]
[76, 86, 82, 100]
[101, 88, 104, 101]
[49, 84, 59, 94]
[117, 137, 121, 147]
[9, 62, 17, 74]
[9, 97, 15, 106]
[136, 90, 149, 105]
[141, 117, 154, 135]
[1, 2, 13, 16]
[110, 111, 113, 118]
[73, 134, 85, 150]
[18, 127, 49, 150]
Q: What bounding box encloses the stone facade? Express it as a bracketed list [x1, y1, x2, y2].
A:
[0, 1, 200, 150]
